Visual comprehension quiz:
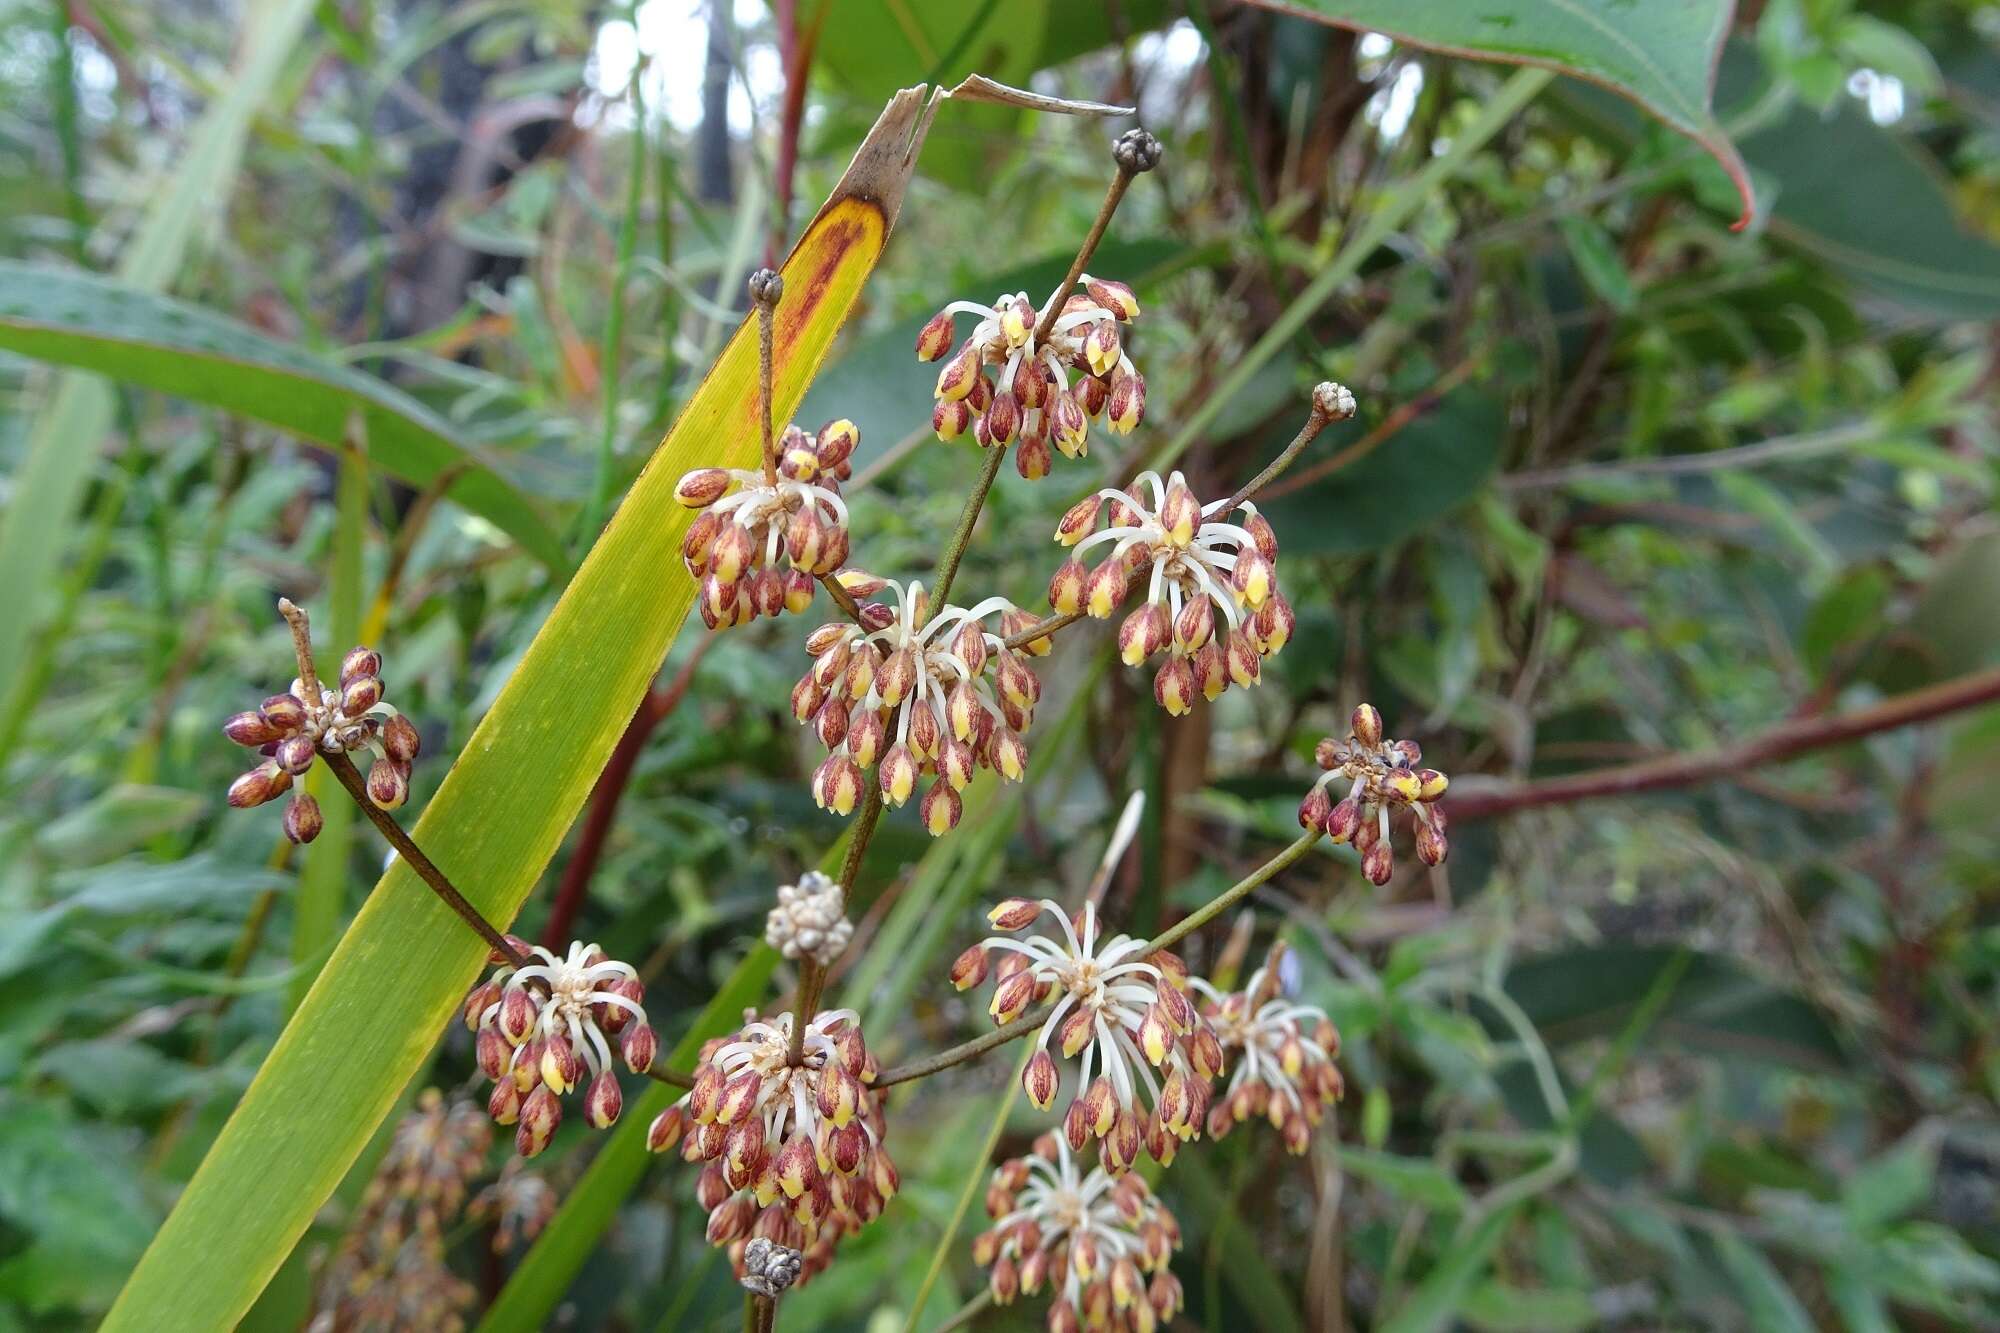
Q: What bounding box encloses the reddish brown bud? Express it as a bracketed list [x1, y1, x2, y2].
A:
[1325, 795, 1363, 844]
[487, 1077, 523, 1126]
[366, 757, 409, 810]
[381, 713, 421, 763]
[222, 710, 283, 747]
[584, 1070, 623, 1128]
[259, 693, 308, 731]
[516, 1084, 561, 1157]
[950, 944, 990, 991]
[1299, 784, 1332, 832]
[920, 778, 962, 837]
[1352, 703, 1383, 747]
[1363, 841, 1393, 886]
[915, 311, 955, 361]
[282, 793, 323, 844]
[933, 396, 974, 442]
[274, 734, 316, 775]
[675, 468, 732, 507]
[226, 761, 291, 809]
[1023, 1049, 1061, 1111]
[340, 674, 383, 715]
[621, 1022, 658, 1074]
[985, 391, 1021, 444]
[647, 1102, 686, 1153]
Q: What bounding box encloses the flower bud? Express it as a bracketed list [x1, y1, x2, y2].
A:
[1084, 559, 1127, 619]
[1015, 432, 1051, 480]
[381, 713, 421, 763]
[487, 1077, 523, 1126]
[1105, 369, 1145, 433]
[992, 728, 1029, 782]
[1153, 657, 1196, 717]
[950, 944, 990, 990]
[784, 506, 824, 571]
[1363, 841, 1394, 886]
[366, 757, 410, 809]
[1299, 784, 1332, 831]
[1191, 640, 1227, 701]
[516, 1084, 561, 1157]
[541, 1031, 580, 1093]
[275, 734, 317, 775]
[989, 969, 1038, 1024]
[1023, 1049, 1061, 1111]
[1051, 391, 1089, 456]
[988, 897, 1041, 930]
[935, 344, 980, 401]
[816, 418, 859, 470]
[878, 743, 918, 808]
[341, 674, 383, 715]
[1118, 603, 1167, 666]
[1047, 557, 1087, 616]
[647, 1102, 686, 1153]
[1083, 321, 1121, 377]
[933, 396, 973, 441]
[226, 761, 291, 809]
[846, 709, 885, 767]
[584, 1070, 624, 1128]
[1352, 703, 1383, 747]
[915, 311, 955, 361]
[813, 696, 849, 750]
[259, 693, 308, 731]
[1325, 795, 1363, 843]
[1253, 591, 1295, 655]
[985, 391, 1021, 445]
[1416, 820, 1449, 867]
[282, 793, 323, 844]
[1418, 769, 1449, 801]
[675, 468, 732, 507]
[222, 710, 283, 747]
[1160, 479, 1199, 545]
[1224, 629, 1261, 687]
[1230, 549, 1274, 609]
[622, 1021, 658, 1073]
[682, 510, 721, 575]
[1084, 276, 1140, 319]
[920, 778, 962, 837]
[778, 443, 819, 482]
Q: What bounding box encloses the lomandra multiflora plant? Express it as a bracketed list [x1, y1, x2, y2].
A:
[222, 127, 1449, 1330]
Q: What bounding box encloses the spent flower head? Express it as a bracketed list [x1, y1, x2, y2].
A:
[646, 1008, 898, 1289]
[1190, 962, 1344, 1154]
[958, 898, 1220, 1173]
[796, 578, 1038, 835]
[764, 869, 852, 966]
[676, 419, 860, 630]
[739, 1237, 804, 1298]
[975, 1132, 1184, 1333]
[462, 938, 657, 1156]
[1299, 703, 1450, 884]
[223, 603, 423, 839]
[1048, 470, 1292, 715]
[918, 274, 1146, 479]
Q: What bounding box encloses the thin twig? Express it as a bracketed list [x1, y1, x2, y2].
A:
[787, 787, 885, 1065]
[926, 444, 1006, 610]
[1221, 385, 1354, 512]
[275, 598, 322, 703]
[321, 753, 526, 967]
[817, 573, 868, 626]
[1446, 663, 2000, 821]
[1258, 353, 1485, 501]
[1002, 610, 1082, 652]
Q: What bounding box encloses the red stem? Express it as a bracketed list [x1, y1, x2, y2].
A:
[542, 641, 711, 946]
[1445, 664, 2000, 822]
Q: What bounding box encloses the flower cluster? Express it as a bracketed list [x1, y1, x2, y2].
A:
[795, 579, 1039, 835]
[763, 869, 853, 966]
[224, 642, 421, 840]
[1190, 964, 1344, 1154]
[1298, 703, 1450, 884]
[956, 898, 1220, 1172]
[469, 1159, 557, 1252]
[676, 419, 860, 630]
[739, 1237, 804, 1298]
[1048, 470, 1293, 715]
[917, 275, 1146, 479]
[976, 1133, 1184, 1333]
[645, 1009, 898, 1289]
[310, 1089, 487, 1331]
[462, 939, 658, 1157]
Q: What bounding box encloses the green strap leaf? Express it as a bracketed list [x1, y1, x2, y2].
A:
[0, 261, 567, 572]
[102, 86, 937, 1331]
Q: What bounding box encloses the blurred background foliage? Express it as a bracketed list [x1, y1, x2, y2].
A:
[2, 0, 2000, 1329]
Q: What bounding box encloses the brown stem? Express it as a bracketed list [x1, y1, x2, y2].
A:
[750, 270, 782, 485]
[875, 830, 1322, 1087]
[544, 641, 711, 946]
[817, 573, 867, 626]
[1257, 352, 1485, 502]
[1221, 387, 1352, 512]
[646, 1065, 696, 1090]
[1446, 664, 2000, 821]
[1002, 610, 1082, 653]
[787, 786, 885, 1065]
[275, 597, 323, 702]
[322, 752, 526, 967]
[925, 442, 1006, 610]
[1032, 173, 1136, 346]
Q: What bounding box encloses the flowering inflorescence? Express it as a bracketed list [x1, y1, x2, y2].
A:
[645, 1009, 898, 1290]
[918, 274, 1146, 479]
[224, 629, 421, 842]
[1190, 963, 1344, 1154]
[763, 869, 853, 966]
[1049, 469, 1292, 716]
[676, 419, 860, 629]
[795, 579, 1042, 835]
[956, 898, 1221, 1173]
[1299, 703, 1451, 884]
[311, 1089, 487, 1331]
[462, 938, 658, 1157]
[976, 1132, 1184, 1333]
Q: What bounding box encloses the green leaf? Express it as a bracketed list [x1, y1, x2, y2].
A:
[0, 0, 318, 732]
[34, 785, 205, 866]
[1558, 215, 1638, 312]
[1825, 1269, 1895, 1333]
[474, 947, 779, 1333]
[1462, 1282, 1597, 1332]
[102, 89, 933, 1332]
[1173, 1151, 1307, 1333]
[1337, 1147, 1468, 1211]
[1261, 388, 1506, 557]
[1801, 568, 1889, 676]
[1381, 1203, 1522, 1333]
[1843, 1125, 1939, 1231]
[0, 262, 566, 572]
[1243, 0, 1752, 223]
[1711, 1230, 1815, 1333]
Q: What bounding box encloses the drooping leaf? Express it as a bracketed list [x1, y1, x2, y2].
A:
[101, 87, 934, 1332]
[0, 262, 567, 571]
[1243, 0, 1753, 224]
[1710, 1230, 1816, 1333]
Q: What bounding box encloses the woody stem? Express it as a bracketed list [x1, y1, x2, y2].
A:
[1223, 396, 1343, 512]
[275, 597, 323, 703]
[785, 787, 885, 1065]
[321, 753, 527, 967]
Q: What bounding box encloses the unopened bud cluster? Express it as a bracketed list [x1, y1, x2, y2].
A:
[918, 275, 1146, 479]
[462, 938, 658, 1156]
[1190, 965, 1344, 1154]
[975, 1132, 1184, 1333]
[1298, 703, 1450, 884]
[739, 1237, 804, 1298]
[224, 640, 421, 840]
[676, 419, 860, 630]
[956, 898, 1220, 1172]
[764, 870, 852, 966]
[1050, 470, 1292, 715]
[644, 1009, 899, 1289]
[795, 579, 1040, 835]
